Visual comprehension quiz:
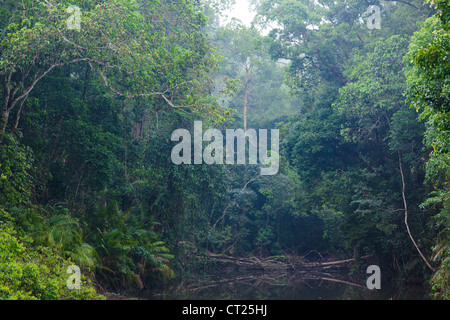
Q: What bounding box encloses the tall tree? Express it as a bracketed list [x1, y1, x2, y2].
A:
[0, 0, 224, 136]
[405, 0, 450, 299]
[214, 20, 300, 129]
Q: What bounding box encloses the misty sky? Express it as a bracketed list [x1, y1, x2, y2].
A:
[222, 0, 256, 26]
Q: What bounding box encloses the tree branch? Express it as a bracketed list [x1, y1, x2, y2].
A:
[383, 0, 418, 9]
[87, 59, 197, 109]
[9, 58, 90, 112]
[210, 175, 259, 231]
[398, 152, 434, 272]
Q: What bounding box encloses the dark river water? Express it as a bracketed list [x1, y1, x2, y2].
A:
[151, 271, 431, 300]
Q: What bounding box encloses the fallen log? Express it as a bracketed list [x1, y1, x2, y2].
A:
[302, 255, 374, 268]
[304, 275, 367, 289]
[207, 252, 374, 272]
[176, 271, 367, 294]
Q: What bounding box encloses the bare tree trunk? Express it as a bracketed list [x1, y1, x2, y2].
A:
[243, 65, 250, 132]
[1, 59, 89, 137]
[1, 73, 12, 137]
[1, 110, 9, 136]
[398, 152, 434, 272]
[210, 175, 259, 230]
[13, 96, 28, 131]
[243, 85, 248, 131]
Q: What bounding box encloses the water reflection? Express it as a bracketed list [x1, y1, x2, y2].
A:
[155, 271, 430, 300]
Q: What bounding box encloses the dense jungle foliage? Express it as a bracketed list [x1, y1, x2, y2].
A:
[0, 0, 448, 300]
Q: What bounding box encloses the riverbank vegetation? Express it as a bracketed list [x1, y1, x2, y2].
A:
[0, 0, 448, 300]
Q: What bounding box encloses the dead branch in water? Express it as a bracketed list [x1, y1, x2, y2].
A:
[304, 275, 367, 289]
[206, 252, 374, 272]
[178, 271, 366, 293]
